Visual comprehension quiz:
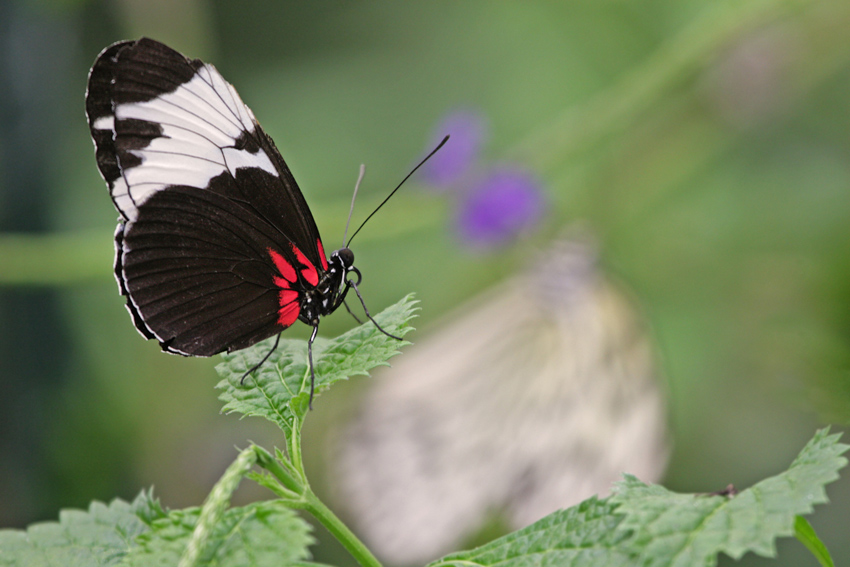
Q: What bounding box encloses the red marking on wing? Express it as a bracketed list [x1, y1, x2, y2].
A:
[268, 248, 296, 282]
[279, 289, 299, 305]
[317, 239, 329, 271]
[291, 244, 319, 286]
[277, 299, 300, 326]
[269, 248, 301, 326]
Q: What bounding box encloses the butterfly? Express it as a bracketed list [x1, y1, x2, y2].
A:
[85, 38, 437, 400]
[336, 234, 669, 563]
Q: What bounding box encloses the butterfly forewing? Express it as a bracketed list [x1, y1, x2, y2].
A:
[86, 38, 328, 356]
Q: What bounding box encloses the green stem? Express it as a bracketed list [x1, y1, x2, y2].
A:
[290, 416, 305, 476]
[257, 429, 380, 566]
[255, 445, 304, 496]
[301, 489, 382, 567]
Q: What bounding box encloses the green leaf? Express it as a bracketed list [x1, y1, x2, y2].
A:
[426, 429, 846, 567]
[122, 502, 313, 567]
[0, 490, 165, 567]
[794, 516, 834, 567]
[0, 475, 312, 567]
[427, 496, 635, 567]
[610, 428, 848, 567]
[216, 294, 418, 433]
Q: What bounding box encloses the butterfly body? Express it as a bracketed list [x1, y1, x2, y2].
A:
[296, 247, 357, 327]
[86, 38, 350, 360]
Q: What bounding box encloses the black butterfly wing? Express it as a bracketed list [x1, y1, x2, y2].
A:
[116, 185, 293, 356]
[86, 38, 327, 356]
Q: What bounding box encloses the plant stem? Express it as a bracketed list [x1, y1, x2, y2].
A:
[255, 446, 304, 496]
[256, 426, 380, 566]
[301, 489, 382, 567]
[290, 416, 304, 476]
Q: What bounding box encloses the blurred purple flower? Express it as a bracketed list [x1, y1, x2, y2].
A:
[420, 108, 546, 248]
[456, 167, 545, 248]
[421, 110, 488, 187]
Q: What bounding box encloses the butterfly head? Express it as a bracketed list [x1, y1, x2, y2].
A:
[331, 247, 355, 271]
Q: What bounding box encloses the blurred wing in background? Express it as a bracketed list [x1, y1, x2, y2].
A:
[335, 234, 669, 564]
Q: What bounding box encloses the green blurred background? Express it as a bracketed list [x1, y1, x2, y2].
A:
[1, 0, 849, 565]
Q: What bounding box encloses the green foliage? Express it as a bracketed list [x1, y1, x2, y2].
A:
[123, 502, 312, 567]
[216, 294, 418, 433]
[1, 294, 845, 567]
[0, 487, 312, 567]
[427, 429, 848, 567]
[0, 490, 164, 567]
[610, 428, 848, 566]
[0, 298, 418, 567]
[429, 497, 632, 567]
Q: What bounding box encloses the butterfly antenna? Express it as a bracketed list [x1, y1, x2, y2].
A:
[343, 164, 366, 247]
[346, 135, 449, 246]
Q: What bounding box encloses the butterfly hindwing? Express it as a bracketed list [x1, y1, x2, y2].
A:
[86, 38, 328, 356]
[117, 185, 299, 356]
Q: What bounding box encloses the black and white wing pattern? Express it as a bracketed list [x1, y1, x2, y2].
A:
[86, 38, 330, 357]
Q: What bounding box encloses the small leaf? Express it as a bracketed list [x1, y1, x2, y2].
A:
[180, 447, 258, 567]
[610, 428, 848, 567]
[428, 496, 634, 567]
[123, 502, 313, 567]
[0, 490, 164, 567]
[794, 516, 834, 567]
[216, 294, 418, 433]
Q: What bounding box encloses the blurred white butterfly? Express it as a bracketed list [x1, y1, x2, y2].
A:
[334, 234, 669, 564]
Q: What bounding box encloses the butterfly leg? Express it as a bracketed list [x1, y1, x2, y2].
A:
[348, 279, 402, 341]
[343, 299, 364, 324]
[240, 332, 281, 384]
[308, 324, 319, 408]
